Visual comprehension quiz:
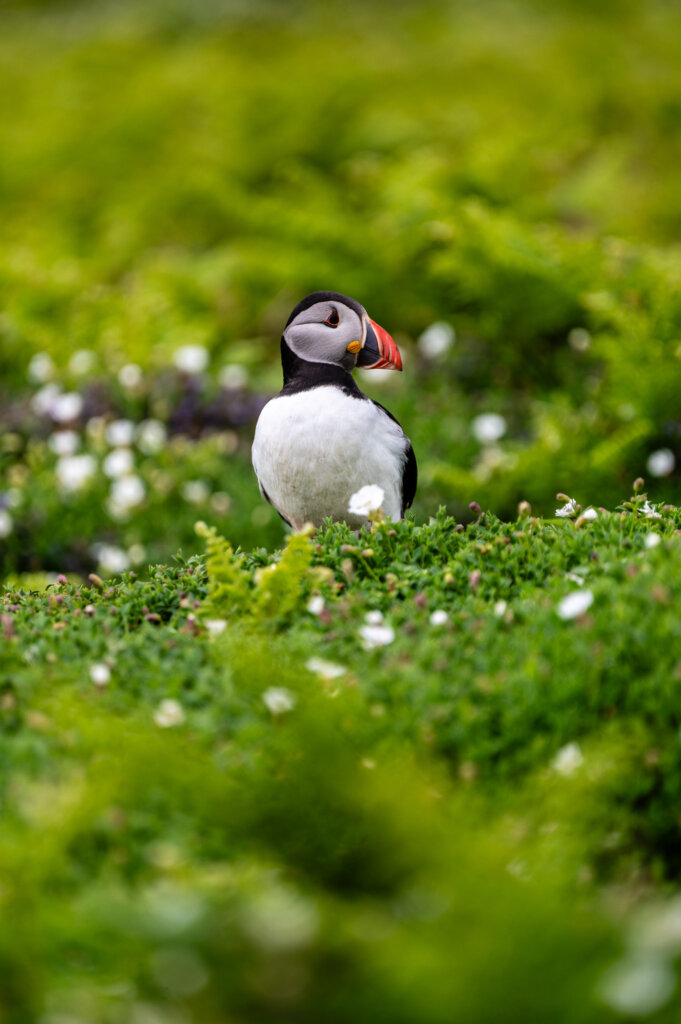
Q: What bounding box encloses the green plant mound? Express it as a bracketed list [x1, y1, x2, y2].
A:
[2, 499, 681, 1021]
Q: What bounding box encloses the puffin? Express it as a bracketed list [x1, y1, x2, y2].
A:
[252, 291, 417, 529]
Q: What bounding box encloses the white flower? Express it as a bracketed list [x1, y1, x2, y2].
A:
[28, 352, 55, 383]
[68, 349, 96, 376]
[211, 491, 232, 515]
[557, 589, 594, 620]
[598, 956, 675, 1017]
[556, 498, 578, 518]
[127, 543, 147, 565]
[566, 572, 585, 586]
[48, 430, 80, 456]
[307, 595, 325, 616]
[173, 344, 209, 374]
[96, 544, 130, 574]
[90, 663, 111, 687]
[262, 687, 296, 714]
[642, 500, 662, 519]
[418, 322, 455, 358]
[181, 480, 210, 505]
[305, 657, 346, 679]
[118, 363, 143, 389]
[359, 623, 395, 649]
[348, 484, 385, 517]
[647, 448, 675, 478]
[0, 509, 13, 539]
[137, 419, 167, 454]
[106, 419, 136, 447]
[357, 367, 394, 386]
[471, 413, 506, 444]
[365, 610, 384, 625]
[645, 533, 661, 549]
[103, 448, 134, 479]
[31, 383, 61, 416]
[50, 392, 83, 423]
[552, 742, 584, 776]
[219, 364, 249, 389]
[633, 897, 681, 956]
[56, 454, 96, 492]
[581, 508, 598, 521]
[429, 609, 449, 626]
[205, 619, 227, 635]
[567, 328, 591, 353]
[240, 885, 319, 952]
[154, 698, 186, 728]
[108, 475, 146, 517]
[493, 599, 507, 617]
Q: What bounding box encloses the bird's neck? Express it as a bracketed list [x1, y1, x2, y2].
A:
[280, 338, 361, 395]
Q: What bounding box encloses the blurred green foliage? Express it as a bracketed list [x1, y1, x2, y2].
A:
[3, 502, 681, 1021]
[2, 0, 681, 575]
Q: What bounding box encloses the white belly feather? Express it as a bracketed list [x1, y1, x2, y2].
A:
[252, 386, 408, 529]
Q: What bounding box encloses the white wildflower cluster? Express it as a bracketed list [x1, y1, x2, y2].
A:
[181, 480, 210, 506]
[108, 475, 146, 519]
[48, 430, 80, 456]
[94, 544, 130, 574]
[641, 500, 661, 520]
[359, 610, 395, 649]
[56, 454, 97, 492]
[118, 363, 143, 389]
[173, 345, 209, 375]
[219, 364, 249, 389]
[205, 619, 227, 635]
[552, 742, 584, 776]
[154, 699, 186, 728]
[555, 498, 578, 518]
[598, 897, 681, 1016]
[262, 687, 297, 715]
[69, 349, 96, 376]
[647, 448, 675, 478]
[307, 595, 325, 616]
[137, 419, 167, 454]
[90, 663, 111, 687]
[471, 413, 507, 445]
[348, 485, 385, 518]
[305, 657, 346, 679]
[0, 509, 13, 539]
[557, 589, 594, 621]
[418, 322, 455, 359]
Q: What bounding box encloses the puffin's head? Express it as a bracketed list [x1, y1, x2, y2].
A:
[282, 291, 402, 373]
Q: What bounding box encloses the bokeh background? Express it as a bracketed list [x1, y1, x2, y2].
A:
[1, 0, 681, 578]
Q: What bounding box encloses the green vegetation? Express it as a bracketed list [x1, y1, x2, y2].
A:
[2, 0, 681, 1018]
[2, 500, 681, 1021]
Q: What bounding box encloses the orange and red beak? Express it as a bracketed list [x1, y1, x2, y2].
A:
[356, 316, 403, 371]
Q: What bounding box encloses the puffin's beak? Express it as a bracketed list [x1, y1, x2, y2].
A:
[356, 316, 403, 371]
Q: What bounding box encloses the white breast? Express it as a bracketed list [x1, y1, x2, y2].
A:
[252, 386, 408, 529]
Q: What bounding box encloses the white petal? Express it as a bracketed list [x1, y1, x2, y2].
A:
[557, 589, 594, 620]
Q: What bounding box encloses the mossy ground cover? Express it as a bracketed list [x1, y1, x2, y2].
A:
[2, 498, 681, 1020]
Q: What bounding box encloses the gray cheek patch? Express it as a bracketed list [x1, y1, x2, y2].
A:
[285, 308, 363, 368]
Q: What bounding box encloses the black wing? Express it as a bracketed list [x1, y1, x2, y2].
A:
[259, 481, 293, 528]
[370, 399, 418, 517]
[401, 441, 418, 515]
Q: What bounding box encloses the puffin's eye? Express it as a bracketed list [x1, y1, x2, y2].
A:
[325, 307, 340, 327]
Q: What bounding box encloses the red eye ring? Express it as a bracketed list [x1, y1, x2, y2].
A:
[325, 307, 340, 327]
